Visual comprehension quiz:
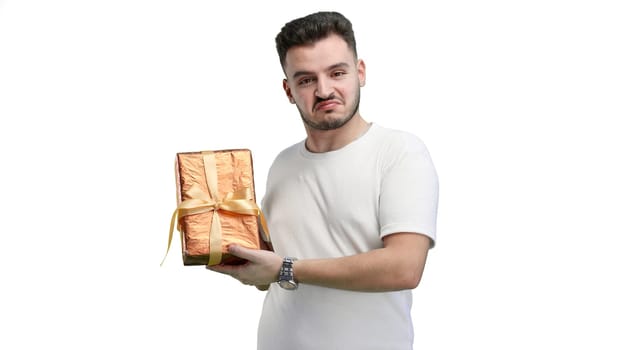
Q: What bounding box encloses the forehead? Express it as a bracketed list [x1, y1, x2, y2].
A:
[284, 34, 356, 77]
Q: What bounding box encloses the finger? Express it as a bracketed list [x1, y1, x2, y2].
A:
[206, 264, 236, 275]
[227, 244, 259, 261]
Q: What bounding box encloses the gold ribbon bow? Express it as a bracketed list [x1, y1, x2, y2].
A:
[160, 151, 268, 266]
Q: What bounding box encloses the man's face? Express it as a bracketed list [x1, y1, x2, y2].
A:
[282, 34, 366, 131]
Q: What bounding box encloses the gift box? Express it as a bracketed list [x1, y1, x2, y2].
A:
[161, 149, 269, 266]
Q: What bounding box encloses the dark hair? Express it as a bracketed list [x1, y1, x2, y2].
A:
[275, 11, 357, 68]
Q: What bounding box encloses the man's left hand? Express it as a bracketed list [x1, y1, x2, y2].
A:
[207, 244, 282, 287]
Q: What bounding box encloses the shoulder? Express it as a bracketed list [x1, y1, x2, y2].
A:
[267, 140, 305, 179]
[371, 124, 430, 156]
[366, 124, 437, 178]
[272, 140, 303, 164]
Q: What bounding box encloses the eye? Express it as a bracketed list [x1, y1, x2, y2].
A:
[298, 77, 315, 86]
[333, 71, 347, 78]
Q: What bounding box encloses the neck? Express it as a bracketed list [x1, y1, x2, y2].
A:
[304, 115, 370, 153]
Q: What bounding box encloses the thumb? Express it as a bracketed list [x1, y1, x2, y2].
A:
[227, 244, 258, 260]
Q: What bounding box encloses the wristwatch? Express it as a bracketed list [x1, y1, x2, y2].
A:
[278, 257, 298, 290]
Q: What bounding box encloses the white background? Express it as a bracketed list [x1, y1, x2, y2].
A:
[1, 1, 621, 349]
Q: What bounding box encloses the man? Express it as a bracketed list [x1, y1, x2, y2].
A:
[209, 11, 439, 349]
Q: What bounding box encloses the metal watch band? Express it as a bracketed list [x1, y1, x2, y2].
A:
[278, 257, 298, 290]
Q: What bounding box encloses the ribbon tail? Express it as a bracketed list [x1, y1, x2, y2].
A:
[258, 210, 271, 244]
[160, 209, 179, 267]
[207, 212, 222, 266]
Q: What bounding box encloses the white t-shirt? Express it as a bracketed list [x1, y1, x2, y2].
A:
[258, 123, 439, 350]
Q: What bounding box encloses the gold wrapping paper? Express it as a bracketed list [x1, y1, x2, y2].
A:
[173, 149, 263, 266]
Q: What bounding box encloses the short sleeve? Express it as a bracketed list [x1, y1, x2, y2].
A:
[378, 133, 439, 247]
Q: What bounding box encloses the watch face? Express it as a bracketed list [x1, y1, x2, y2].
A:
[279, 280, 298, 290]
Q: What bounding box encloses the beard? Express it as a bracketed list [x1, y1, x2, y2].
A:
[297, 88, 361, 131]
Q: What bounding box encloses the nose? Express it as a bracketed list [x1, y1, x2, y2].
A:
[315, 76, 334, 99]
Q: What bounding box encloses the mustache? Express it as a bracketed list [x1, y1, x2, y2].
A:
[313, 93, 339, 110]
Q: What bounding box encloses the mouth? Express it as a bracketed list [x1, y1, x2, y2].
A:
[314, 100, 340, 112]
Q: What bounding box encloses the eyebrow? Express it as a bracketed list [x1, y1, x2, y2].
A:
[292, 62, 351, 79]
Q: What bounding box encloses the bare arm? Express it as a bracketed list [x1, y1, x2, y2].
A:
[208, 232, 431, 292]
[295, 232, 430, 292]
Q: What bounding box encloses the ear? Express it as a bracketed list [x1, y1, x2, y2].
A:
[283, 79, 295, 104]
[357, 59, 366, 87]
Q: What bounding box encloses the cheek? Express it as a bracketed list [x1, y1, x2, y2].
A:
[337, 85, 355, 102]
[293, 91, 313, 107]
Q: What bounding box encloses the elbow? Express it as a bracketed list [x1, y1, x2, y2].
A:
[395, 270, 423, 290]
[404, 276, 422, 290]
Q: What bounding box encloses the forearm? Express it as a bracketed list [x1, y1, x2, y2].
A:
[294, 233, 430, 292]
[208, 233, 430, 292]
